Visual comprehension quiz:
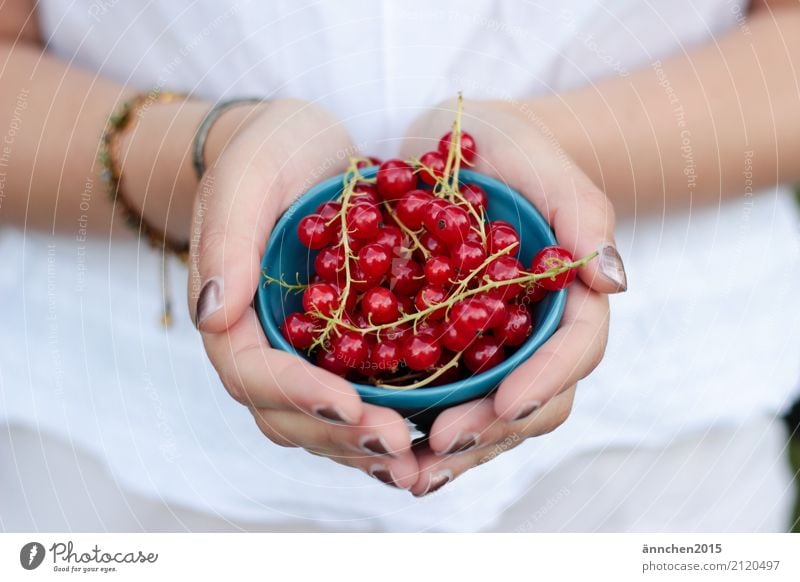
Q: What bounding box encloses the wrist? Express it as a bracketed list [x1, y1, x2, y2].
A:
[115, 97, 267, 243]
[117, 99, 207, 243]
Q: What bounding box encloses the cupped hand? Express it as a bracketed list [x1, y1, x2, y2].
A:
[400, 98, 626, 496]
[188, 99, 418, 489]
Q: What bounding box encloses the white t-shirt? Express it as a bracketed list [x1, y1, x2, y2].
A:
[2, 0, 798, 531]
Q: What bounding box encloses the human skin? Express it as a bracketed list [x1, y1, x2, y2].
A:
[1, 0, 797, 495]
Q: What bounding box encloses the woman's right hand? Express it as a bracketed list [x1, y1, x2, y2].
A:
[187, 99, 419, 489]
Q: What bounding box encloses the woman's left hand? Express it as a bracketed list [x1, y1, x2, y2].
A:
[400, 99, 626, 496]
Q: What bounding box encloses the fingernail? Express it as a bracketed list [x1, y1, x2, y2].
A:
[598, 243, 628, 292]
[312, 404, 354, 425]
[359, 435, 395, 458]
[369, 464, 402, 488]
[195, 276, 224, 326]
[511, 400, 541, 422]
[437, 432, 480, 456]
[415, 469, 453, 497]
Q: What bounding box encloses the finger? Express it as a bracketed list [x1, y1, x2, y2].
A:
[426, 386, 577, 456]
[425, 398, 507, 456]
[465, 107, 627, 294]
[493, 280, 608, 421]
[252, 404, 419, 489]
[188, 100, 350, 332]
[204, 305, 364, 424]
[411, 389, 575, 497]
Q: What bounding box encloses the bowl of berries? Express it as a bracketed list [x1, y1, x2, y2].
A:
[256, 99, 595, 421]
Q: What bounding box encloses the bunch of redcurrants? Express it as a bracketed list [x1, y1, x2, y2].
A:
[273, 103, 591, 389]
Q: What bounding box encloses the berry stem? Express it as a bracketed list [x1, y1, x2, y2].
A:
[308, 160, 365, 351]
[375, 349, 463, 390]
[320, 250, 599, 335]
[261, 271, 308, 292]
[381, 201, 431, 260]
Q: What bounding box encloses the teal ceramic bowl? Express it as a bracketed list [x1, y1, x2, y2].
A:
[255, 167, 566, 421]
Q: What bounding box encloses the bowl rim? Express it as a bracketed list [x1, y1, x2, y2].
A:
[255, 167, 566, 406]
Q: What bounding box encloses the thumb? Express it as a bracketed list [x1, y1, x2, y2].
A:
[475, 132, 627, 294]
[189, 156, 278, 333]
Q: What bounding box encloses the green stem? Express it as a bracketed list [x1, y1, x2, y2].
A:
[261, 271, 308, 292]
[382, 201, 431, 260]
[375, 350, 463, 390]
[320, 250, 599, 336]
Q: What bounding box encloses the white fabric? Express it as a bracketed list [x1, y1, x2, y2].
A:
[1, 416, 792, 532]
[1, 0, 799, 531]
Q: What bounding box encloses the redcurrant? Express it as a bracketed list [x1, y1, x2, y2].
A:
[280, 312, 319, 349]
[298, 213, 333, 249]
[376, 159, 416, 201]
[419, 151, 446, 186]
[531, 245, 577, 291]
[438, 131, 477, 163]
[361, 286, 400, 324]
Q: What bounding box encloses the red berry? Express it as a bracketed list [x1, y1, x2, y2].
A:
[451, 241, 487, 275]
[316, 201, 342, 221]
[401, 333, 442, 371]
[495, 306, 533, 346]
[531, 245, 577, 291]
[422, 198, 450, 229]
[357, 243, 392, 278]
[356, 157, 382, 169]
[349, 260, 383, 292]
[316, 349, 349, 376]
[298, 213, 333, 249]
[416, 319, 443, 339]
[419, 232, 447, 257]
[376, 159, 416, 201]
[396, 190, 434, 230]
[460, 183, 487, 212]
[331, 283, 358, 313]
[488, 221, 521, 254]
[415, 284, 448, 320]
[425, 203, 471, 247]
[463, 336, 504, 373]
[362, 287, 400, 324]
[442, 321, 475, 352]
[438, 131, 477, 163]
[280, 312, 319, 349]
[302, 283, 339, 317]
[371, 225, 405, 254]
[423, 256, 455, 287]
[418, 151, 446, 185]
[370, 339, 401, 374]
[346, 202, 382, 240]
[522, 282, 548, 303]
[385, 323, 410, 342]
[330, 331, 370, 368]
[389, 258, 424, 295]
[352, 183, 380, 205]
[396, 293, 415, 315]
[485, 256, 524, 300]
[449, 298, 492, 338]
[474, 294, 508, 329]
[314, 246, 346, 284]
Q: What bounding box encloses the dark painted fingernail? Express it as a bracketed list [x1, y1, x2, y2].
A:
[598, 243, 627, 292]
[415, 470, 453, 497]
[512, 400, 541, 421]
[438, 432, 480, 456]
[359, 435, 395, 457]
[312, 404, 354, 425]
[195, 276, 224, 327]
[369, 464, 401, 488]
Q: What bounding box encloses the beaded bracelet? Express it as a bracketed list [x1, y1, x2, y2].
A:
[98, 90, 191, 264]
